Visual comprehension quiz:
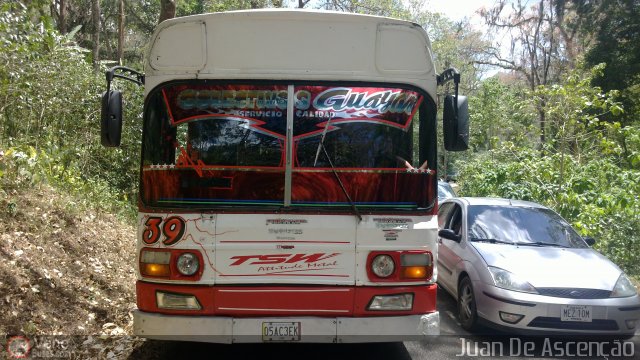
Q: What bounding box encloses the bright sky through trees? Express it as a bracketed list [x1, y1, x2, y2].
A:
[427, 0, 496, 23]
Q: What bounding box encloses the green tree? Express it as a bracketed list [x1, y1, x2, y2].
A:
[0, 2, 141, 218]
[479, 0, 583, 148]
[469, 78, 533, 152]
[575, 0, 640, 126]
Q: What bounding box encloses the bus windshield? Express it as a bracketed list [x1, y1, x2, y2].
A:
[141, 82, 436, 211]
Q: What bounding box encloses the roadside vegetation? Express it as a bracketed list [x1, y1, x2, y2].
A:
[0, 2, 139, 349]
[0, 2, 142, 221]
[0, 0, 638, 342]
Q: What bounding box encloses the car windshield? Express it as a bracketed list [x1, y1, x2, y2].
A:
[467, 205, 588, 248]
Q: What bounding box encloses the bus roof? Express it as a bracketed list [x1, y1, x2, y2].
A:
[145, 9, 437, 99]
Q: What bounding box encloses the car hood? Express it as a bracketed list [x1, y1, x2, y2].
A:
[472, 243, 622, 290]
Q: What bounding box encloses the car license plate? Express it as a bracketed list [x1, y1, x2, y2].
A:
[561, 305, 592, 322]
[262, 322, 301, 342]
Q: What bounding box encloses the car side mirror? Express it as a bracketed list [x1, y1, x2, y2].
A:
[101, 90, 123, 147]
[438, 229, 461, 242]
[443, 94, 469, 151]
[584, 237, 596, 246]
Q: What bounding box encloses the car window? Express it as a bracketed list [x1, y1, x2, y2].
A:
[439, 202, 462, 235]
[438, 202, 454, 229]
[448, 204, 463, 235]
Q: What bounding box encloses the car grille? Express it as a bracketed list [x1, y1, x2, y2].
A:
[528, 317, 619, 331]
[536, 288, 611, 299]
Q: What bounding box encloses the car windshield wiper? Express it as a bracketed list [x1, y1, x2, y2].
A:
[469, 237, 515, 245]
[514, 241, 568, 248]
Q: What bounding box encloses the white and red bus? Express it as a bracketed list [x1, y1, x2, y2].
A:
[101, 9, 468, 343]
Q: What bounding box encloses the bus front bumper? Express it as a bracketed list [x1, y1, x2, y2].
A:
[133, 310, 439, 343]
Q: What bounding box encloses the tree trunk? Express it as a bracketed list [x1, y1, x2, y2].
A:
[118, 0, 125, 65]
[159, 0, 176, 24]
[538, 103, 546, 156]
[51, 0, 67, 34]
[92, 0, 101, 72]
[59, 0, 67, 34]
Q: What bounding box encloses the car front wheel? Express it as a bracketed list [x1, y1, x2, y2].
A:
[458, 276, 478, 331]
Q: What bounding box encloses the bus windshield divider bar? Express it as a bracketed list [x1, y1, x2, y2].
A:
[284, 84, 294, 207]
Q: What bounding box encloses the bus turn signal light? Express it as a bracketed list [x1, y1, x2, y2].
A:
[400, 252, 433, 280]
[401, 266, 429, 279]
[141, 263, 171, 277]
[140, 249, 171, 277]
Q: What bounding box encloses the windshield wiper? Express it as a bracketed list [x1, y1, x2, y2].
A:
[313, 118, 362, 223]
[313, 117, 332, 167]
[469, 237, 515, 245]
[515, 242, 568, 248]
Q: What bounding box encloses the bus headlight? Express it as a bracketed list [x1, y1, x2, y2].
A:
[371, 254, 395, 278]
[176, 252, 200, 276]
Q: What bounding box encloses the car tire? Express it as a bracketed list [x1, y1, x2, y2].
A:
[458, 276, 478, 331]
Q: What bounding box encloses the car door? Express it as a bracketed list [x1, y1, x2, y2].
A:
[437, 201, 464, 295]
[437, 202, 455, 291]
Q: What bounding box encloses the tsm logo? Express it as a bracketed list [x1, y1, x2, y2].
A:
[229, 253, 339, 266]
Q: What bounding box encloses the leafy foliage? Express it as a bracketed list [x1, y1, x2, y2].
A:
[0, 2, 141, 220]
[0, 145, 134, 218]
[468, 78, 534, 151]
[577, 0, 640, 125]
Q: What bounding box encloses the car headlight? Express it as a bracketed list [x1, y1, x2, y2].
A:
[611, 273, 638, 298]
[488, 266, 538, 294]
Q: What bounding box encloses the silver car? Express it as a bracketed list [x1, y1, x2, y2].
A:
[438, 180, 457, 201]
[437, 197, 640, 336]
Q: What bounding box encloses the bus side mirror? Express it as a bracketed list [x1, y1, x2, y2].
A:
[101, 90, 123, 147]
[443, 94, 469, 151]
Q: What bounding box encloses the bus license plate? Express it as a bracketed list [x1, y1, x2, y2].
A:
[561, 305, 592, 322]
[262, 322, 301, 342]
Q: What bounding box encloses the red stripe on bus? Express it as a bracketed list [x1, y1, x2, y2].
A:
[136, 282, 437, 316]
